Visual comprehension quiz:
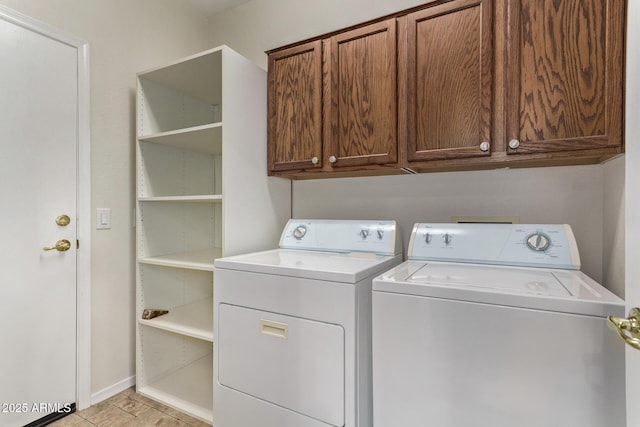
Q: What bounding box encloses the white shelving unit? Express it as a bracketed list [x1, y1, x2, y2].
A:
[135, 46, 291, 424]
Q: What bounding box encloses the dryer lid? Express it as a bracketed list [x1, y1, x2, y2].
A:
[214, 249, 402, 283]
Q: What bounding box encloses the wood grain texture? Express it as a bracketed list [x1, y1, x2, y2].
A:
[327, 19, 397, 168]
[404, 0, 492, 163]
[267, 0, 625, 178]
[267, 41, 322, 172]
[506, 0, 625, 154]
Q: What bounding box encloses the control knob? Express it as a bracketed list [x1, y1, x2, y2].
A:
[293, 225, 307, 240]
[526, 232, 550, 251]
[376, 228, 384, 239]
[442, 233, 453, 245]
[360, 228, 370, 239]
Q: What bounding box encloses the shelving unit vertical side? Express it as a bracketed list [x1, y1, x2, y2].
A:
[220, 47, 291, 257]
[136, 75, 145, 138]
[135, 262, 147, 389]
[135, 75, 145, 391]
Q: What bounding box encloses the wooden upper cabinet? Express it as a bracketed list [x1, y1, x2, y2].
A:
[267, 0, 626, 178]
[505, 0, 625, 155]
[325, 19, 398, 168]
[401, 0, 492, 163]
[268, 41, 323, 173]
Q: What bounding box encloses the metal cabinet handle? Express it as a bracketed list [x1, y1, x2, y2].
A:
[43, 239, 71, 252]
[508, 139, 520, 149]
[329, 155, 337, 163]
[607, 307, 640, 350]
[480, 141, 490, 152]
[311, 156, 319, 165]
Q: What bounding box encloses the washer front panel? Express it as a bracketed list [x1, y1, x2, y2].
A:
[371, 291, 626, 427]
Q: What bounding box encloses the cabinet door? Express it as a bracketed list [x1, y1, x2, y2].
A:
[505, 0, 625, 155]
[268, 41, 323, 172]
[325, 19, 397, 168]
[401, 0, 492, 163]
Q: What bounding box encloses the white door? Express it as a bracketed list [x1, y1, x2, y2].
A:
[0, 10, 80, 427]
[626, 1, 640, 426]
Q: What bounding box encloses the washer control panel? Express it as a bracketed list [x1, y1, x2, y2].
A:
[280, 219, 400, 255]
[408, 223, 580, 270]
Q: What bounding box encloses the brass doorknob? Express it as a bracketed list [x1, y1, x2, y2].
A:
[43, 239, 72, 252]
[56, 214, 71, 226]
[607, 307, 640, 350]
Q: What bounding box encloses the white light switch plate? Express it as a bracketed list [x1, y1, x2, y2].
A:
[97, 208, 111, 230]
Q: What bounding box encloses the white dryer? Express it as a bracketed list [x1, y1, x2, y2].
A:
[372, 223, 625, 427]
[214, 219, 402, 427]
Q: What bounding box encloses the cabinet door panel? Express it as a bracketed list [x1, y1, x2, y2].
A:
[326, 19, 397, 168]
[506, 0, 625, 155]
[268, 41, 323, 172]
[403, 0, 492, 163]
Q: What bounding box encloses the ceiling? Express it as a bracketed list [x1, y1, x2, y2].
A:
[183, 0, 252, 15]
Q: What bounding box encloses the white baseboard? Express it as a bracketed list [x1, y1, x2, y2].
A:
[90, 375, 136, 406]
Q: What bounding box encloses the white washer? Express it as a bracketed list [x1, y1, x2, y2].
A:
[372, 223, 626, 427]
[214, 219, 402, 427]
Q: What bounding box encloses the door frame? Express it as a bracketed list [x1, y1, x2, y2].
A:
[626, 0, 640, 424]
[0, 4, 92, 411]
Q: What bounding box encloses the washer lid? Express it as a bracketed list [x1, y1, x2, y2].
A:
[214, 249, 402, 283]
[408, 264, 571, 297]
[373, 261, 624, 317]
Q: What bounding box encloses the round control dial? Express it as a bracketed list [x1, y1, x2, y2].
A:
[359, 228, 370, 239]
[293, 225, 307, 240]
[526, 232, 550, 251]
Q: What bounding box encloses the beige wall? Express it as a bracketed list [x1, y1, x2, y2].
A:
[292, 165, 607, 281]
[0, 0, 211, 397]
[208, 0, 626, 292]
[603, 156, 625, 298]
[208, 0, 430, 68]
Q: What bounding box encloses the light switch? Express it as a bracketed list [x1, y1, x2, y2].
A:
[97, 208, 111, 230]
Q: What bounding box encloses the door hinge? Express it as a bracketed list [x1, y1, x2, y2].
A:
[77, 240, 80, 249]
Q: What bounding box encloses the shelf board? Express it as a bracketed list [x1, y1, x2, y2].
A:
[138, 123, 222, 154]
[139, 248, 222, 271]
[138, 353, 213, 424]
[139, 298, 213, 342]
[138, 47, 222, 105]
[138, 195, 223, 203]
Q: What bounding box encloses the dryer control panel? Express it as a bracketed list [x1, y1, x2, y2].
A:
[408, 223, 581, 270]
[280, 219, 401, 255]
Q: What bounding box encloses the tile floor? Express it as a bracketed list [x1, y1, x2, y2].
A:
[48, 387, 211, 427]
